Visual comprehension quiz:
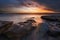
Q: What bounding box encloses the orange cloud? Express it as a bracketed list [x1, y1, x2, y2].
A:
[0, 0, 55, 13]
[16, 1, 54, 13]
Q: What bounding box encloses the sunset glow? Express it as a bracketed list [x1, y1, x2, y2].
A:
[15, 1, 54, 13]
[18, 6, 54, 13]
[18, 1, 54, 13]
[1, 0, 55, 13]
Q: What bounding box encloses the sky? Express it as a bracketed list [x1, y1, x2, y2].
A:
[0, 0, 60, 13]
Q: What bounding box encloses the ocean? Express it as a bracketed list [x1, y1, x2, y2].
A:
[0, 13, 60, 40]
[0, 13, 60, 23]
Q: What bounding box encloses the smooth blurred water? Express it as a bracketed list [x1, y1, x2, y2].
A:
[0, 14, 46, 23]
[0, 13, 60, 40]
[0, 13, 60, 23]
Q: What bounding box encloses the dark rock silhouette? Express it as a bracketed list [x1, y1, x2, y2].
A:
[0, 19, 36, 40]
[0, 21, 13, 34]
[0, 16, 60, 40]
[41, 16, 60, 38]
[41, 16, 60, 22]
[47, 22, 60, 38]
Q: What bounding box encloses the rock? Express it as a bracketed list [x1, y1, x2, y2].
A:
[5, 20, 36, 40]
[41, 16, 60, 22]
[47, 30, 60, 37]
[43, 20, 60, 37]
[0, 21, 13, 34]
[41, 16, 60, 37]
[0, 33, 10, 40]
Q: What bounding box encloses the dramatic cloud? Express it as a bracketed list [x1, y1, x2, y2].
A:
[36, 0, 60, 12]
[0, 0, 59, 13]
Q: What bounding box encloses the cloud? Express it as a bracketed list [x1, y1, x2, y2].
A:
[0, 0, 22, 8]
[35, 0, 60, 12]
[0, 0, 59, 13]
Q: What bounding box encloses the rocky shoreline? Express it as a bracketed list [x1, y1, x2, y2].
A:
[0, 16, 60, 40]
[41, 16, 60, 22]
[41, 16, 60, 37]
[0, 19, 36, 40]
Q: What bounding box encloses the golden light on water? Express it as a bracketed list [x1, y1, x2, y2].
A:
[24, 15, 44, 25]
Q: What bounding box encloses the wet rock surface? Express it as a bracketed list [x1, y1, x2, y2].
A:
[47, 22, 60, 38]
[41, 16, 60, 40]
[0, 21, 13, 34]
[0, 16, 60, 40]
[0, 19, 36, 40]
[41, 16, 60, 22]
